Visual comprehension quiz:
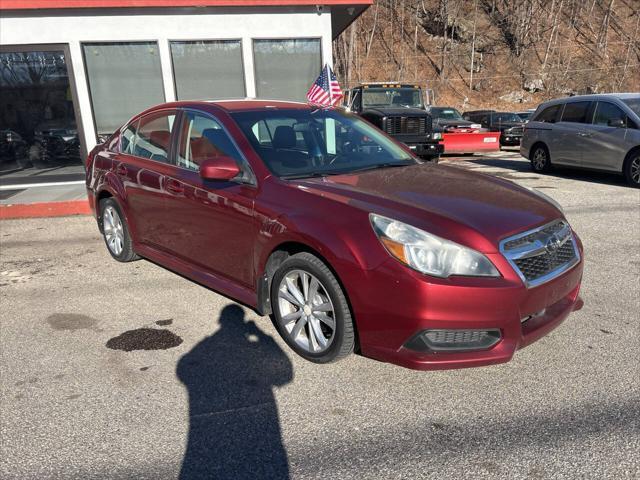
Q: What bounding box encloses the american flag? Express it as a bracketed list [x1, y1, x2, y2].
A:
[306, 64, 343, 106]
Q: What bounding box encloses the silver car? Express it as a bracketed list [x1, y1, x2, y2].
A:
[520, 93, 640, 187]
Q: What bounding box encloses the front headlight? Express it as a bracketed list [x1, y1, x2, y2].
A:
[432, 132, 442, 140]
[370, 214, 500, 278]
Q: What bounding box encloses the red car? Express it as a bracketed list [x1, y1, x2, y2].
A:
[87, 100, 584, 370]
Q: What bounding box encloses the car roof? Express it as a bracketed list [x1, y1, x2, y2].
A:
[140, 99, 315, 116]
[538, 93, 640, 108]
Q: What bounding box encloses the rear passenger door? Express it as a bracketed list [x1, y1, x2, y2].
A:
[551, 101, 592, 166]
[118, 110, 178, 248]
[581, 101, 629, 171]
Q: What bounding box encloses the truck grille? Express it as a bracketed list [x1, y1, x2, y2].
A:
[384, 116, 429, 135]
[500, 220, 580, 288]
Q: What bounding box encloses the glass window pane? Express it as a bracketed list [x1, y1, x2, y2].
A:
[253, 39, 321, 101]
[534, 104, 561, 123]
[170, 40, 245, 101]
[177, 112, 242, 170]
[561, 101, 591, 123]
[593, 102, 625, 126]
[83, 42, 165, 136]
[0, 50, 82, 178]
[134, 112, 176, 163]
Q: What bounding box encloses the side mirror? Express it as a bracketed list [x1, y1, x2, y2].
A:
[199, 156, 240, 181]
[608, 118, 625, 128]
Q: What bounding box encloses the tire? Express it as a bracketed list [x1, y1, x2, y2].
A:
[530, 144, 552, 173]
[623, 150, 640, 188]
[99, 198, 139, 262]
[270, 252, 354, 364]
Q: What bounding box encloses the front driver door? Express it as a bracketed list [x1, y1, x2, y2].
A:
[161, 110, 258, 288]
[581, 101, 630, 171]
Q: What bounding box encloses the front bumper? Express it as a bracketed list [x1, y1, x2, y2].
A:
[350, 236, 584, 370]
[500, 134, 523, 146]
[405, 142, 445, 157]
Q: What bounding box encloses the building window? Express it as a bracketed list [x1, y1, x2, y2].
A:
[82, 42, 165, 137]
[170, 40, 245, 101]
[252, 39, 321, 102]
[0, 48, 83, 178]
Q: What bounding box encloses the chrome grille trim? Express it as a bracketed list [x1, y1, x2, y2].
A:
[499, 219, 580, 288]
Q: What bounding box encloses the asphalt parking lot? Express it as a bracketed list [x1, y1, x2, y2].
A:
[1, 150, 639, 479]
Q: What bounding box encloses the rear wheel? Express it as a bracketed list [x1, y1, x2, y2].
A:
[270, 252, 354, 363]
[100, 198, 139, 262]
[623, 150, 640, 188]
[530, 144, 552, 173]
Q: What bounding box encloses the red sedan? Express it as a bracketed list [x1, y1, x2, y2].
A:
[86, 100, 584, 370]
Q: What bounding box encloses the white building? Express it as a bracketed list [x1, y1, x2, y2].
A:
[0, 0, 369, 185]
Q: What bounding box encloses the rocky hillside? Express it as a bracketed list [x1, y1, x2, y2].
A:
[333, 0, 640, 110]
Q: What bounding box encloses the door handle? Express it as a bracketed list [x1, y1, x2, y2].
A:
[165, 179, 184, 194]
[115, 164, 127, 176]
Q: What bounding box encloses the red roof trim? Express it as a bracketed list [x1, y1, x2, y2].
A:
[0, 0, 372, 10]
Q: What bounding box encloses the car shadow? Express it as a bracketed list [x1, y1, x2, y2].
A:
[177, 304, 293, 479]
[468, 157, 630, 187]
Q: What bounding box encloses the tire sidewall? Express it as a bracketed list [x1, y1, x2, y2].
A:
[99, 198, 134, 262]
[270, 256, 349, 363]
[531, 145, 550, 172]
[624, 152, 640, 188]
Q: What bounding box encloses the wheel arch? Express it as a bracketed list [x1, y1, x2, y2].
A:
[256, 240, 361, 352]
[530, 140, 549, 160]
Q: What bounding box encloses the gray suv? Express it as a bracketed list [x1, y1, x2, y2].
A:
[520, 93, 640, 187]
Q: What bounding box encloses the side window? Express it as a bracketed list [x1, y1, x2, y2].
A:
[177, 112, 243, 171]
[592, 102, 626, 127]
[351, 89, 362, 111]
[120, 119, 139, 154]
[561, 101, 591, 123]
[534, 104, 561, 123]
[134, 112, 176, 162]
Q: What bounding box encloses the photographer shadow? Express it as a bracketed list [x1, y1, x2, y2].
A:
[177, 304, 293, 479]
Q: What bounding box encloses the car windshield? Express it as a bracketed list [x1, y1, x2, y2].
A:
[493, 113, 523, 123]
[362, 88, 424, 109]
[431, 108, 464, 120]
[231, 108, 416, 179]
[622, 97, 640, 117]
[517, 112, 533, 121]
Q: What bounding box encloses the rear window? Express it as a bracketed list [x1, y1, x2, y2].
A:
[561, 101, 591, 123]
[534, 105, 561, 123]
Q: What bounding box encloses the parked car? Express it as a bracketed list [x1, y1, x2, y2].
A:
[463, 110, 525, 146]
[426, 106, 501, 154]
[426, 106, 482, 132]
[87, 100, 584, 370]
[521, 93, 640, 187]
[344, 83, 443, 161]
[0, 129, 28, 169]
[516, 109, 536, 123]
[30, 120, 81, 166]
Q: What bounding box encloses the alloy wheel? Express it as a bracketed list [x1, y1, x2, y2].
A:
[277, 269, 336, 353]
[532, 148, 547, 171]
[632, 155, 640, 185]
[103, 206, 125, 256]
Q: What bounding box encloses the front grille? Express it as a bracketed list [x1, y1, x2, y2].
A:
[384, 116, 429, 135]
[500, 220, 580, 287]
[509, 127, 524, 135]
[513, 241, 576, 282]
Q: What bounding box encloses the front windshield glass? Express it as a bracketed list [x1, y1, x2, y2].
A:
[517, 111, 533, 121]
[493, 113, 523, 123]
[231, 108, 416, 179]
[622, 97, 640, 117]
[362, 88, 424, 109]
[431, 108, 463, 120]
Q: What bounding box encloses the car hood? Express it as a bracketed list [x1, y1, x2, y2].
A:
[292, 164, 561, 253]
[435, 118, 475, 127]
[499, 122, 524, 128]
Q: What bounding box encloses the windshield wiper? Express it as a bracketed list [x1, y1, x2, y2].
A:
[281, 171, 341, 180]
[348, 161, 414, 174]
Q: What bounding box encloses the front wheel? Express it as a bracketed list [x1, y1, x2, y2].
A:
[623, 151, 640, 188]
[530, 144, 552, 173]
[270, 252, 355, 363]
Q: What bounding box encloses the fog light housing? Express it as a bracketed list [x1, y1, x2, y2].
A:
[405, 328, 501, 352]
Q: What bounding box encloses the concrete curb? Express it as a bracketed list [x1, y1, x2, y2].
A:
[0, 200, 91, 220]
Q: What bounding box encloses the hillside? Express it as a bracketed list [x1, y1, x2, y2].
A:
[333, 0, 640, 110]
